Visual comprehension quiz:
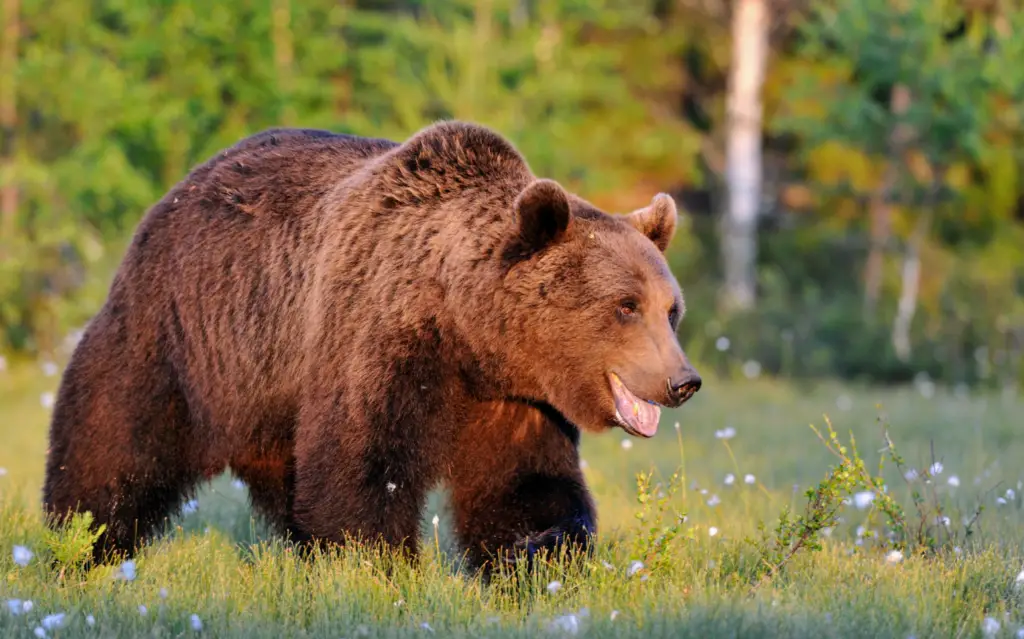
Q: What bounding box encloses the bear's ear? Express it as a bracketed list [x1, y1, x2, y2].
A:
[626, 193, 677, 252]
[513, 179, 572, 252]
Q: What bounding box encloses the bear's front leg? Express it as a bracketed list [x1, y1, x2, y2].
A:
[448, 401, 597, 573]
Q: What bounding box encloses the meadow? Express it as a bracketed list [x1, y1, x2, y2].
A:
[1, 355, 1023, 638]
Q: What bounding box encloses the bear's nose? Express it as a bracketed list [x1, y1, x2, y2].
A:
[667, 368, 702, 407]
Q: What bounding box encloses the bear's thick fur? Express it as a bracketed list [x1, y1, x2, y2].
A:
[42, 121, 701, 569]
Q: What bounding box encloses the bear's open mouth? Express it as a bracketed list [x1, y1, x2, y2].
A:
[608, 373, 662, 438]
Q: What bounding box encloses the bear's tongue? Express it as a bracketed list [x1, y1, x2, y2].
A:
[609, 373, 661, 438]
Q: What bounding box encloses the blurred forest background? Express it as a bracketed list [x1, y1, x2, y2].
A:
[1, 0, 1023, 390]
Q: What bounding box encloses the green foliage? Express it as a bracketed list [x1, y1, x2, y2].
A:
[42, 511, 107, 573]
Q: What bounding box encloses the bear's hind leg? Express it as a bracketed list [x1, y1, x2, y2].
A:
[448, 402, 597, 574]
[42, 313, 201, 562]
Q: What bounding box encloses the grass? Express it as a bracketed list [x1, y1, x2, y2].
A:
[1, 355, 1023, 637]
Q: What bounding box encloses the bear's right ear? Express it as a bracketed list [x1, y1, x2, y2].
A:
[513, 179, 572, 252]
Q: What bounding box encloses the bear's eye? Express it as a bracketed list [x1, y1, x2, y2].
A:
[668, 304, 680, 328]
[618, 299, 639, 320]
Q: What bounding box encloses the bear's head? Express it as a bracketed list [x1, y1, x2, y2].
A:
[502, 178, 702, 439]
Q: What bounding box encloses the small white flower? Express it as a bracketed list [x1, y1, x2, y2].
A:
[936, 516, 951, 527]
[394, 599, 404, 608]
[386, 482, 397, 494]
[708, 526, 719, 537]
[22, 600, 33, 613]
[431, 514, 439, 527]
[856, 525, 867, 538]
[947, 476, 960, 487]
[715, 426, 736, 440]
[1015, 628, 1024, 639]
[40, 392, 55, 409]
[419, 621, 434, 633]
[182, 499, 198, 515]
[41, 361, 59, 377]
[0, 467, 7, 477]
[546, 580, 561, 594]
[744, 474, 756, 485]
[929, 462, 944, 476]
[706, 494, 721, 507]
[1006, 489, 1016, 501]
[7, 599, 23, 615]
[231, 478, 245, 490]
[997, 497, 1007, 506]
[600, 560, 614, 571]
[852, 491, 875, 510]
[724, 473, 735, 486]
[673, 422, 680, 431]
[579, 459, 588, 470]
[33, 627, 46, 639]
[190, 614, 203, 631]
[954, 546, 963, 556]
[742, 360, 761, 379]
[627, 560, 644, 577]
[904, 469, 919, 481]
[117, 560, 136, 581]
[981, 616, 1000, 637]
[159, 588, 169, 600]
[835, 394, 853, 411]
[138, 605, 147, 616]
[885, 550, 904, 564]
[12, 545, 33, 567]
[715, 336, 731, 351]
[821, 527, 833, 538]
[620, 439, 633, 450]
[85, 615, 95, 626]
[547, 614, 580, 635]
[1014, 569, 1024, 588]
[610, 610, 620, 621]
[40, 613, 65, 630]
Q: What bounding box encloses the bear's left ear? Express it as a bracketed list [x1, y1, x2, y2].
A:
[513, 179, 573, 252]
[626, 193, 677, 253]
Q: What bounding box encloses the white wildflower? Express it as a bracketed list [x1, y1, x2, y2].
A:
[117, 560, 136, 581]
[853, 491, 875, 510]
[85, 615, 95, 626]
[708, 526, 719, 537]
[419, 621, 434, 633]
[190, 614, 203, 631]
[7, 600, 23, 615]
[627, 560, 644, 577]
[610, 610, 620, 621]
[33, 627, 46, 639]
[997, 497, 1007, 506]
[724, 473, 735, 486]
[620, 439, 633, 450]
[431, 514, 439, 527]
[547, 614, 580, 635]
[579, 459, 588, 470]
[936, 516, 951, 527]
[982, 616, 1000, 637]
[836, 395, 853, 411]
[744, 474, 756, 485]
[182, 499, 198, 515]
[929, 462, 944, 476]
[715, 336, 730, 351]
[41, 361, 58, 377]
[138, 605, 147, 616]
[947, 476, 960, 487]
[22, 600, 33, 613]
[706, 494, 721, 507]
[742, 360, 761, 379]
[1014, 569, 1024, 589]
[0, 467, 7, 477]
[715, 426, 736, 440]
[673, 422, 680, 431]
[1016, 628, 1024, 639]
[546, 580, 562, 594]
[1006, 488, 1016, 501]
[40, 392, 55, 409]
[159, 588, 169, 600]
[904, 469, 919, 481]
[40, 613, 65, 630]
[601, 560, 614, 571]
[12, 545, 33, 567]
[885, 550, 904, 564]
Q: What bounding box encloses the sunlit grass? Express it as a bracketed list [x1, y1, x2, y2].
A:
[1, 358, 1023, 637]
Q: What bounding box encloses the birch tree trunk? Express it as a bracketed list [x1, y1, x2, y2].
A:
[864, 84, 912, 320]
[720, 0, 769, 312]
[0, 0, 18, 241]
[891, 174, 941, 362]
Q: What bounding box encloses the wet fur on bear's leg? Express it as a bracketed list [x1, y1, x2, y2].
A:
[447, 401, 597, 575]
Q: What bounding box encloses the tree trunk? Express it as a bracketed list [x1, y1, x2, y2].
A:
[272, 0, 295, 126]
[720, 0, 769, 312]
[0, 0, 18, 241]
[864, 84, 913, 320]
[891, 174, 941, 362]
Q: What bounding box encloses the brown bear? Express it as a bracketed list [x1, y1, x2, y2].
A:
[42, 121, 701, 570]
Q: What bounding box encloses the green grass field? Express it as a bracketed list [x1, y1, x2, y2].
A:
[1, 357, 1023, 638]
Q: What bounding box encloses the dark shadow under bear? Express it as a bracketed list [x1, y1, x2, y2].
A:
[42, 121, 701, 571]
